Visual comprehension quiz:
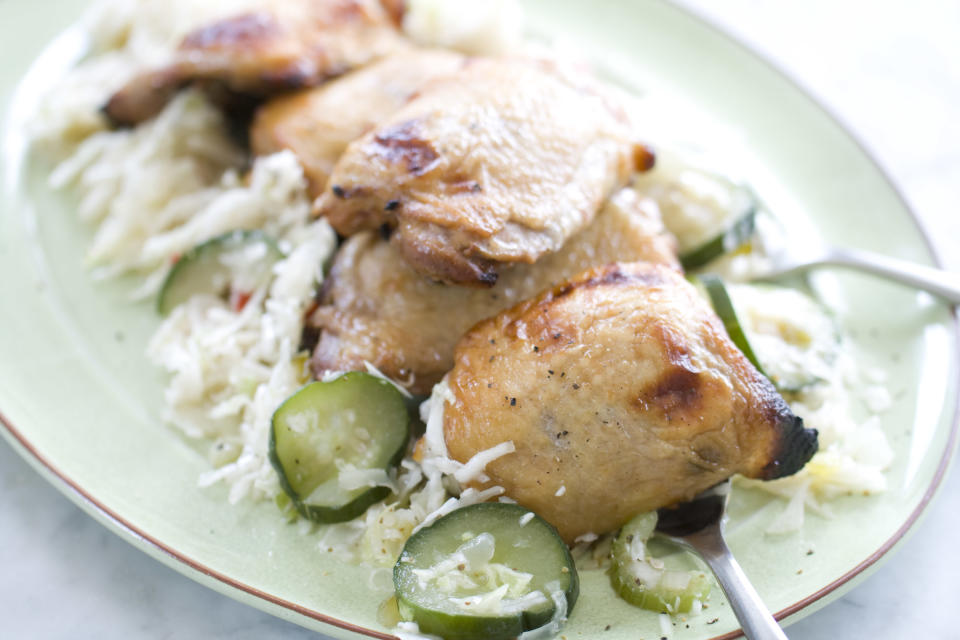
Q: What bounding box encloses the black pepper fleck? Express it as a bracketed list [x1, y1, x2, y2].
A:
[572, 383, 580, 390]
[384, 199, 400, 211]
[510, 397, 517, 406]
[331, 184, 346, 198]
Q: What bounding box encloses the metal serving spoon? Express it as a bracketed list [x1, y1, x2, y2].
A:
[754, 240, 960, 305]
[657, 482, 788, 640]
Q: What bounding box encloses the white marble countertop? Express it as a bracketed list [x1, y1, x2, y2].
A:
[2, 1, 959, 638]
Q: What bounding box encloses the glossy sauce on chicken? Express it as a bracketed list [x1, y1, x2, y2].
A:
[442, 262, 818, 543]
[315, 57, 655, 285]
[251, 49, 465, 198]
[309, 187, 679, 394]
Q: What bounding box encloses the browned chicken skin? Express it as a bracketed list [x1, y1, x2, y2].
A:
[309, 187, 678, 394]
[315, 57, 654, 285]
[251, 49, 464, 198]
[104, 0, 408, 127]
[442, 262, 817, 543]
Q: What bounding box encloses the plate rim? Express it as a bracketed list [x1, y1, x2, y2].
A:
[1, 0, 958, 638]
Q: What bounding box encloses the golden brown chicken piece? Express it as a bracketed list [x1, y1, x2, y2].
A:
[314, 57, 654, 285]
[250, 49, 465, 198]
[103, 0, 408, 127]
[308, 187, 678, 395]
[442, 262, 818, 543]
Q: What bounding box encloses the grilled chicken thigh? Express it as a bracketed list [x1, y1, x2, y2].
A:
[251, 49, 464, 198]
[315, 57, 654, 285]
[104, 0, 407, 127]
[309, 187, 679, 394]
[442, 262, 818, 543]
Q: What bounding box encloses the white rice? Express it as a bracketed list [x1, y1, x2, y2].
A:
[148, 218, 336, 503]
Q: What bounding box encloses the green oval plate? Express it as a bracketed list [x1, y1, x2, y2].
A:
[0, 1, 957, 639]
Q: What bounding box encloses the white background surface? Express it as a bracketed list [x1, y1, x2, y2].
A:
[2, 1, 959, 638]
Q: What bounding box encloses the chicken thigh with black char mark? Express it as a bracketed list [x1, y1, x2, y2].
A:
[104, 0, 408, 127]
[309, 187, 679, 395]
[251, 49, 465, 199]
[442, 262, 818, 543]
[315, 57, 655, 286]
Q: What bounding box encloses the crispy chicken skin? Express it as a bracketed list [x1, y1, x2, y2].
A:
[309, 187, 679, 395]
[314, 57, 654, 285]
[442, 262, 818, 543]
[103, 0, 408, 127]
[250, 49, 464, 198]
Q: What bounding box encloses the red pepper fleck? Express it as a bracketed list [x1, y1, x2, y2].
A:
[232, 290, 252, 312]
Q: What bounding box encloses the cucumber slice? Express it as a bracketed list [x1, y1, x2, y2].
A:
[269, 372, 410, 523]
[611, 512, 711, 614]
[157, 230, 283, 315]
[699, 274, 768, 376]
[698, 276, 841, 391]
[680, 208, 756, 271]
[633, 154, 758, 268]
[394, 503, 578, 640]
[724, 283, 841, 392]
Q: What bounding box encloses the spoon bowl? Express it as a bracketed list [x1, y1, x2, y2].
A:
[657, 482, 789, 640]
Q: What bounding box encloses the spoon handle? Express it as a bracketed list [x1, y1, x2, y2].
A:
[689, 526, 788, 640]
[821, 246, 960, 305]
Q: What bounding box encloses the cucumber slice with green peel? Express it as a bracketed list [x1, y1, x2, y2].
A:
[394, 503, 578, 640]
[698, 277, 841, 392]
[156, 230, 283, 315]
[611, 512, 711, 614]
[700, 274, 768, 376]
[633, 154, 759, 268]
[723, 283, 842, 392]
[680, 207, 756, 270]
[269, 372, 410, 523]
